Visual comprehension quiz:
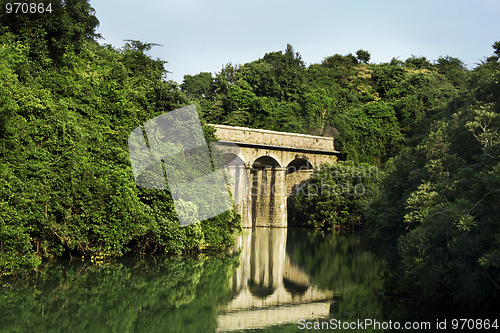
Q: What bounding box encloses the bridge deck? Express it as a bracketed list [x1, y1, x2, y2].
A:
[211, 124, 339, 153]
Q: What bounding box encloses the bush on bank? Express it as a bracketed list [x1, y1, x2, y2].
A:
[288, 161, 382, 231]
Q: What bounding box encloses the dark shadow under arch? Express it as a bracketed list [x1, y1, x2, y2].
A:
[286, 158, 313, 175]
[283, 277, 309, 296]
[248, 280, 276, 299]
[252, 156, 281, 169]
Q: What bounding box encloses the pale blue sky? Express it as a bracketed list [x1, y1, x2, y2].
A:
[89, 0, 500, 84]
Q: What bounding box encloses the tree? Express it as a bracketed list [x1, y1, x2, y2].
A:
[181, 72, 214, 99]
[333, 101, 402, 164]
[356, 49, 371, 64]
[405, 55, 433, 70]
[322, 53, 358, 68]
[0, 0, 100, 62]
[465, 102, 499, 149]
[121, 40, 165, 80]
[486, 41, 500, 63]
[321, 54, 358, 87]
[212, 63, 238, 95]
[261, 44, 306, 101]
[372, 64, 406, 99]
[435, 56, 467, 86]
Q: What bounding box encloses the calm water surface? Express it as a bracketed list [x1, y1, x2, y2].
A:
[0, 228, 434, 332]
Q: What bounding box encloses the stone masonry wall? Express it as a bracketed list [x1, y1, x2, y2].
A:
[212, 124, 336, 152]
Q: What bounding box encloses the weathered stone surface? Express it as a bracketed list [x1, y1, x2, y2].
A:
[212, 124, 336, 152]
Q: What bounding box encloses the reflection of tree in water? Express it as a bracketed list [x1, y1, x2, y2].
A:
[286, 229, 384, 288]
[0, 255, 238, 333]
[285, 229, 387, 322]
[285, 229, 438, 327]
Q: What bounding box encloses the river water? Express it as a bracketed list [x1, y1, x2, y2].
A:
[0, 227, 440, 332]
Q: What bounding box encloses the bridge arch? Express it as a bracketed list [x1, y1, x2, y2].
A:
[252, 155, 281, 169]
[221, 152, 246, 167]
[286, 158, 313, 175]
[249, 152, 283, 169]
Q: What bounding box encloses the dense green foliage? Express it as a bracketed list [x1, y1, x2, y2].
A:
[0, 0, 100, 62]
[288, 162, 382, 231]
[0, 0, 239, 274]
[366, 50, 500, 312]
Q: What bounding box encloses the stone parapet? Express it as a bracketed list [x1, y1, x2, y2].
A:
[211, 124, 336, 152]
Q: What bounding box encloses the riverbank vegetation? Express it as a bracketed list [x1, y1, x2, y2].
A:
[0, 0, 239, 275]
[366, 53, 500, 312]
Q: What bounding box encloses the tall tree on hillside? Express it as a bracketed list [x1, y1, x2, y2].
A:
[261, 44, 306, 101]
[181, 72, 214, 99]
[356, 49, 371, 64]
[435, 56, 467, 87]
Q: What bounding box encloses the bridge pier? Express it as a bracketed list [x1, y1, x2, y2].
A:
[224, 164, 288, 228]
[250, 167, 287, 228]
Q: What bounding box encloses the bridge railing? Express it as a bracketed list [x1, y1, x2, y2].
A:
[210, 124, 336, 152]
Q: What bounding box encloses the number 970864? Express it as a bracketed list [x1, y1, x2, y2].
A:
[5, 2, 53, 14]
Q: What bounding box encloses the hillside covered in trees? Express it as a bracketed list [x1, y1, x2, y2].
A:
[183, 44, 467, 164]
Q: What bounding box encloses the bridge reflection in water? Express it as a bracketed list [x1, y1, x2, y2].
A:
[217, 228, 334, 331]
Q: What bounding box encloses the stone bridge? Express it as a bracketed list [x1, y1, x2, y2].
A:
[211, 124, 339, 228]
